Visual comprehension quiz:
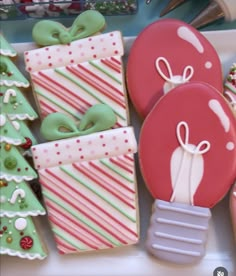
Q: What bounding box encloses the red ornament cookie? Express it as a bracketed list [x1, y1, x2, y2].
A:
[126, 18, 223, 118]
[139, 81, 236, 207]
[139, 82, 236, 264]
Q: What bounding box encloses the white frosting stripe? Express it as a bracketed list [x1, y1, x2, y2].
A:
[32, 127, 137, 169]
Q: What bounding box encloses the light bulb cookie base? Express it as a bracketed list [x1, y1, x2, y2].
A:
[146, 199, 211, 264]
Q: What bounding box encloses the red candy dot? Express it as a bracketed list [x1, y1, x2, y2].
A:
[20, 236, 33, 250]
[124, 139, 128, 143]
[80, 155, 84, 159]
[76, 139, 80, 143]
[100, 135, 104, 139]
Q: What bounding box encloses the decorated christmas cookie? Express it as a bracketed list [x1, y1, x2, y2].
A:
[0, 142, 38, 182]
[0, 216, 47, 260]
[0, 34, 17, 58]
[139, 82, 236, 264]
[0, 114, 26, 145]
[126, 18, 223, 118]
[0, 180, 46, 217]
[31, 108, 139, 255]
[32, 10, 106, 46]
[0, 55, 29, 88]
[224, 63, 236, 111]
[0, 86, 38, 120]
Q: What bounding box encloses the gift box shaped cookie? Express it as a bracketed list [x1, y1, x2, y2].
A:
[24, 30, 128, 127]
[31, 106, 139, 254]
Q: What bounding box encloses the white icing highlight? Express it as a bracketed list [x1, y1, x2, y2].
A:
[11, 121, 20, 130]
[170, 121, 210, 205]
[208, 99, 230, 132]
[226, 141, 235, 151]
[0, 195, 6, 203]
[0, 114, 6, 126]
[3, 88, 16, 103]
[177, 26, 204, 53]
[205, 61, 212, 69]
[14, 217, 27, 231]
[9, 189, 26, 204]
[155, 57, 194, 94]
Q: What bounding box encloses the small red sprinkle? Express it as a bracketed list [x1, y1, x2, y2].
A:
[3, 226, 7, 231]
[17, 168, 21, 172]
[48, 56, 51, 59]
[124, 139, 128, 143]
[76, 139, 80, 143]
[57, 152, 60, 155]
[100, 135, 104, 139]
[93, 55, 97, 59]
[80, 156, 84, 159]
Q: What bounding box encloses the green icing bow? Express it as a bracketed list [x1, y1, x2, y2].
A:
[40, 104, 117, 141]
[32, 10, 106, 46]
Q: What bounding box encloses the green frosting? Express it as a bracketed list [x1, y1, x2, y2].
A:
[0, 34, 17, 57]
[0, 114, 26, 145]
[40, 103, 117, 141]
[32, 10, 106, 46]
[0, 216, 47, 259]
[0, 86, 38, 120]
[0, 142, 38, 182]
[0, 180, 45, 217]
[0, 56, 29, 88]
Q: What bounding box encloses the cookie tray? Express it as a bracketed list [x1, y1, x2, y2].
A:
[1, 29, 236, 276]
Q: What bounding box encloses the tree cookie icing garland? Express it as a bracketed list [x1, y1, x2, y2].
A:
[126, 18, 223, 118]
[139, 82, 236, 264]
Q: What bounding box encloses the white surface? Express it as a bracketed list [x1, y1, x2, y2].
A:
[1, 30, 236, 276]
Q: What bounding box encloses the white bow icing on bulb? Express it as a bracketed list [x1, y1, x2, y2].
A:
[170, 121, 210, 205]
[155, 57, 194, 94]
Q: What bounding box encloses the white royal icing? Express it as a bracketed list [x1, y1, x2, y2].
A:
[155, 57, 194, 94]
[177, 26, 204, 54]
[170, 121, 210, 205]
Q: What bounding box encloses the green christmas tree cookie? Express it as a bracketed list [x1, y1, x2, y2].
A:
[0, 86, 38, 120]
[0, 56, 29, 88]
[0, 142, 38, 182]
[0, 34, 17, 58]
[0, 216, 47, 260]
[0, 114, 26, 145]
[0, 180, 46, 217]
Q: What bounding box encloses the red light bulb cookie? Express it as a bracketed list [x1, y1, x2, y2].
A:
[126, 18, 223, 118]
[139, 82, 236, 264]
